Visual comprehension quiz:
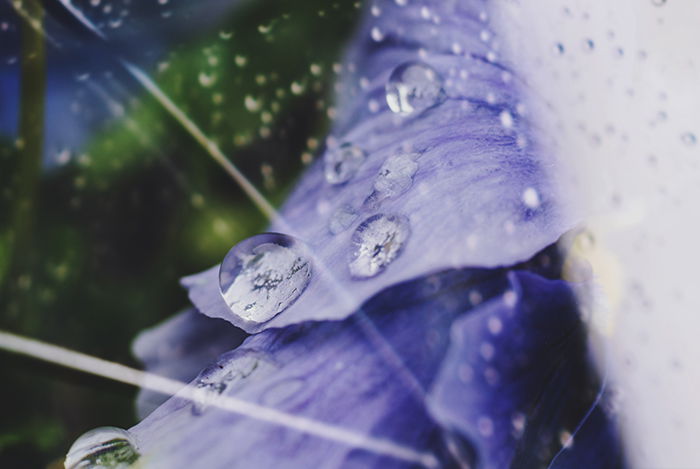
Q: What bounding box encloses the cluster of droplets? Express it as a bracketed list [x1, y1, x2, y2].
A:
[217, 57, 450, 315]
[318, 60, 448, 279]
[219, 234, 312, 324]
[64, 427, 140, 469]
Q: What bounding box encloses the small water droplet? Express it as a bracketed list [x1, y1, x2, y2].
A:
[244, 95, 261, 112]
[651, 0, 667, 6]
[219, 234, 312, 323]
[522, 187, 541, 208]
[328, 205, 358, 234]
[191, 356, 261, 415]
[198, 71, 217, 87]
[499, 110, 514, 129]
[290, 81, 305, 95]
[373, 153, 419, 199]
[371, 26, 384, 42]
[349, 214, 410, 279]
[386, 62, 445, 116]
[324, 143, 367, 185]
[681, 132, 697, 146]
[64, 427, 139, 469]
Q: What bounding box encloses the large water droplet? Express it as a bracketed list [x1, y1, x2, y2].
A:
[349, 214, 410, 279]
[324, 143, 367, 185]
[219, 234, 312, 323]
[64, 427, 139, 469]
[191, 356, 261, 415]
[373, 153, 420, 198]
[386, 62, 445, 115]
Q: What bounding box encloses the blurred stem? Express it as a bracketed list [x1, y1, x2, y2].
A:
[3, 0, 46, 326]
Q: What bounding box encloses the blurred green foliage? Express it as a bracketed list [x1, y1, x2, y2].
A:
[0, 0, 360, 466]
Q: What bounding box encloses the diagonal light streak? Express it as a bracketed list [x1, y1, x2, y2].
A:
[0, 329, 439, 468]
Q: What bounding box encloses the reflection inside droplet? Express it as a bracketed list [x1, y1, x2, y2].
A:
[386, 62, 446, 115]
[219, 234, 312, 323]
[64, 427, 139, 469]
[349, 214, 410, 279]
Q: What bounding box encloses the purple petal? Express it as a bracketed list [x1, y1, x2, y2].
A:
[133, 268, 515, 468]
[427, 271, 625, 469]
[132, 308, 246, 418]
[135, 262, 622, 468]
[182, 0, 576, 332]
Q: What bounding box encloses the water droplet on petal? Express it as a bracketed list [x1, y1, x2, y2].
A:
[191, 356, 261, 415]
[552, 42, 565, 55]
[386, 62, 445, 115]
[681, 132, 697, 146]
[219, 234, 312, 323]
[324, 143, 367, 185]
[65, 427, 139, 469]
[499, 110, 514, 129]
[522, 187, 541, 208]
[349, 214, 410, 279]
[328, 205, 359, 234]
[373, 153, 419, 198]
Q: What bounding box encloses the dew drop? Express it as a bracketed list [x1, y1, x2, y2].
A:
[651, 0, 667, 6]
[499, 110, 514, 129]
[371, 26, 384, 42]
[191, 356, 260, 415]
[349, 214, 410, 279]
[324, 143, 367, 185]
[373, 153, 420, 198]
[522, 187, 541, 208]
[386, 62, 446, 116]
[219, 234, 312, 323]
[681, 132, 697, 146]
[64, 427, 139, 469]
[329, 205, 359, 234]
[198, 71, 217, 87]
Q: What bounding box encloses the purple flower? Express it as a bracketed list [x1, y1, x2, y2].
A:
[69, 1, 626, 468]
